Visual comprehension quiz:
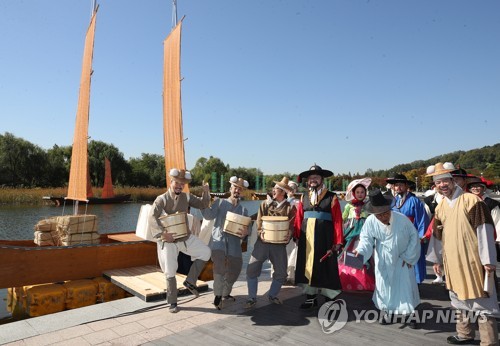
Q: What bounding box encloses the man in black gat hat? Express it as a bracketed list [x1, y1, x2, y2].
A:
[293, 164, 343, 309]
[385, 173, 429, 285]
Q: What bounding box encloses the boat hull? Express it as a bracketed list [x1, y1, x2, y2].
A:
[43, 194, 132, 206]
[0, 233, 156, 289]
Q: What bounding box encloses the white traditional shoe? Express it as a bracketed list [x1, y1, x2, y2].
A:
[432, 276, 444, 284]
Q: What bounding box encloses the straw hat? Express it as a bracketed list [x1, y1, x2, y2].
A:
[273, 176, 293, 194]
[364, 189, 394, 214]
[169, 168, 192, 183]
[298, 164, 333, 179]
[345, 177, 372, 202]
[426, 162, 455, 181]
[229, 176, 249, 189]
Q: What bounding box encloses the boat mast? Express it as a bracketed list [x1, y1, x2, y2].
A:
[91, 0, 97, 18]
[172, 0, 178, 28]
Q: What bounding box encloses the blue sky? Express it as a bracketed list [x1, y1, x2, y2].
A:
[1, 0, 499, 176]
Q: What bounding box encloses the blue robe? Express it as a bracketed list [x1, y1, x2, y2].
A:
[392, 192, 429, 283]
[355, 211, 421, 315]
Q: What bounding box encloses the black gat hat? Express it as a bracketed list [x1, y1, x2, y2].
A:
[365, 189, 394, 214]
[298, 164, 333, 179]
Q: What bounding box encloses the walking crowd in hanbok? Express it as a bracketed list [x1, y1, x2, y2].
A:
[145, 162, 499, 346]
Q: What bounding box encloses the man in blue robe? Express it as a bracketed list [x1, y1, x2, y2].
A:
[354, 189, 421, 328]
[386, 173, 429, 284]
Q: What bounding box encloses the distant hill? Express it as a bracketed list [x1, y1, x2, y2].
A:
[367, 143, 500, 180]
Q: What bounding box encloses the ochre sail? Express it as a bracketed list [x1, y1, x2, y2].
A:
[67, 7, 98, 202]
[101, 157, 115, 198]
[163, 20, 187, 188]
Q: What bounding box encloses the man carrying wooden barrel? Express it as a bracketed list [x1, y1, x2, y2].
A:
[152, 168, 211, 313]
[201, 176, 250, 310]
[245, 176, 296, 308]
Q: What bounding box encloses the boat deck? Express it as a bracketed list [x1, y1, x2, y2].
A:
[1, 264, 499, 345]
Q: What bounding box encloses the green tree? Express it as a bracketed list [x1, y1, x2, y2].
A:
[190, 156, 228, 186]
[0, 132, 48, 186]
[128, 153, 165, 187]
[45, 144, 72, 187]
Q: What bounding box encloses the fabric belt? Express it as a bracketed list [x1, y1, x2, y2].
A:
[304, 211, 331, 221]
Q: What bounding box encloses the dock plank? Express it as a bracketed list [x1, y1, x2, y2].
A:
[103, 265, 208, 302]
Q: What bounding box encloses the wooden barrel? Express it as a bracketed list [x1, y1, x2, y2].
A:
[261, 216, 289, 244]
[158, 212, 188, 239]
[224, 211, 251, 238]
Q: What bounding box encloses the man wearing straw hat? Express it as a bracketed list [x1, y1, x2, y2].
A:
[353, 189, 421, 328]
[293, 164, 344, 309]
[426, 163, 498, 345]
[245, 176, 296, 308]
[201, 176, 250, 310]
[152, 168, 211, 313]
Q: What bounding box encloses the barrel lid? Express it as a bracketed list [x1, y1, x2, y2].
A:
[261, 216, 288, 221]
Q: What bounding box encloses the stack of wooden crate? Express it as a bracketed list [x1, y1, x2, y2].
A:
[33, 217, 60, 246]
[56, 215, 99, 245]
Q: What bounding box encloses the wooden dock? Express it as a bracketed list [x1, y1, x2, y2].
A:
[1, 263, 498, 345]
[103, 265, 208, 302]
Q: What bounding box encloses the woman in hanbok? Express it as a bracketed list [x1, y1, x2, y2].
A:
[338, 178, 375, 291]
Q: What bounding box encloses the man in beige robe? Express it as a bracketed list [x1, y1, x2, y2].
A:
[426, 162, 498, 346]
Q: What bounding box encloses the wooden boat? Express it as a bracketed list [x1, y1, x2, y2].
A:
[0, 234, 157, 289]
[43, 194, 131, 206]
[44, 158, 131, 206]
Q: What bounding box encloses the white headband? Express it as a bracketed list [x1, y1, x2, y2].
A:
[432, 173, 452, 181]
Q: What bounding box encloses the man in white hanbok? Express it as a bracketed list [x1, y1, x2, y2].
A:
[354, 189, 421, 328]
